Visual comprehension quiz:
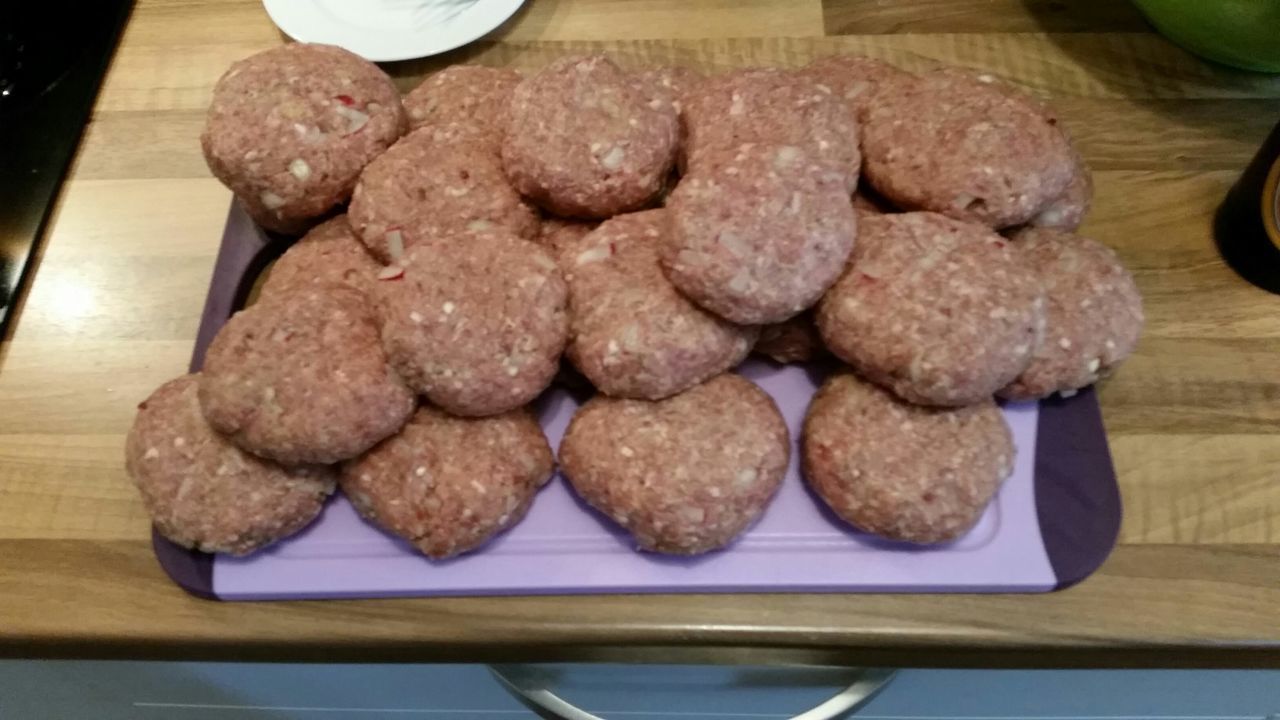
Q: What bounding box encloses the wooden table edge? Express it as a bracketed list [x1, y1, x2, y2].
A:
[3, 539, 1277, 667]
[4, 640, 1280, 669]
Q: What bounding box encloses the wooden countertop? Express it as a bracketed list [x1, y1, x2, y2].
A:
[3, 0, 1279, 667]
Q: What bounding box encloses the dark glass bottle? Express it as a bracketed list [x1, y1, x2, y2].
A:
[1215, 120, 1280, 294]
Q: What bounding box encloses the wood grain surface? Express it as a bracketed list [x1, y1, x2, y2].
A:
[2, 0, 1279, 666]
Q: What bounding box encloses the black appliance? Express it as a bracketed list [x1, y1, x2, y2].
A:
[0, 1, 133, 337]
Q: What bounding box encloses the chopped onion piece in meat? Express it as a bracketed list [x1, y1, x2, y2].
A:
[335, 104, 370, 135]
[259, 191, 286, 210]
[385, 228, 405, 261]
[288, 158, 312, 181]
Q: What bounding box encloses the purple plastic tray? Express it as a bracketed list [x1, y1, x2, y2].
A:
[155, 203, 1121, 600]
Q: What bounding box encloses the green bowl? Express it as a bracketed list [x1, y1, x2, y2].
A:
[1132, 0, 1280, 73]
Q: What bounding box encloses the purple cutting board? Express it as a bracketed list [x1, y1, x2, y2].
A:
[154, 203, 1122, 600]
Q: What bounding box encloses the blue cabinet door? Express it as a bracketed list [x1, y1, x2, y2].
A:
[1, 661, 1277, 719]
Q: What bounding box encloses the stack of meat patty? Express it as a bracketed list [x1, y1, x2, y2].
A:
[126, 45, 1143, 560]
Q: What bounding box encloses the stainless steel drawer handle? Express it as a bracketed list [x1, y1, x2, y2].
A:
[489, 665, 896, 720]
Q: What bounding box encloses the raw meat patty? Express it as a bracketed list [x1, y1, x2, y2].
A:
[376, 229, 568, 416]
[1000, 227, 1144, 400]
[126, 374, 335, 555]
[803, 372, 1014, 543]
[560, 209, 757, 399]
[664, 142, 857, 324]
[201, 43, 406, 234]
[637, 65, 705, 114]
[502, 54, 680, 218]
[258, 215, 380, 300]
[816, 212, 1045, 406]
[860, 69, 1074, 228]
[800, 54, 913, 121]
[681, 67, 861, 190]
[341, 405, 554, 559]
[403, 65, 522, 143]
[539, 217, 597, 254]
[349, 124, 539, 263]
[934, 68, 1093, 231]
[199, 286, 415, 464]
[1028, 135, 1092, 231]
[559, 374, 789, 555]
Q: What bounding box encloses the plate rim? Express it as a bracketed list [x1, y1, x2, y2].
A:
[261, 0, 526, 62]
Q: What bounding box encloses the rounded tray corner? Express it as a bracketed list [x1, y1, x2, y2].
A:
[1033, 387, 1124, 591]
[151, 530, 219, 600]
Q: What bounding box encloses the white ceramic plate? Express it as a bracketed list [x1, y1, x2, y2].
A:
[262, 0, 526, 62]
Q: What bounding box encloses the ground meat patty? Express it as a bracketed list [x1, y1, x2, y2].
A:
[753, 312, 823, 364]
[664, 142, 857, 324]
[1000, 227, 1143, 400]
[559, 374, 789, 555]
[539, 217, 597, 254]
[816, 212, 1044, 407]
[377, 230, 568, 416]
[800, 54, 913, 121]
[637, 65, 704, 114]
[349, 124, 539, 263]
[681, 67, 861, 191]
[201, 44, 406, 234]
[803, 372, 1014, 544]
[126, 374, 335, 555]
[341, 405, 553, 559]
[403, 65, 522, 142]
[258, 215, 380, 300]
[934, 69, 1094, 231]
[502, 54, 680, 218]
[1029, 143, 1092, 231]
[235, 197, 316, 237]
[560, 210, 757, 400]
[861, 69, 1074, 228]
[200, 286, 415, 464]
